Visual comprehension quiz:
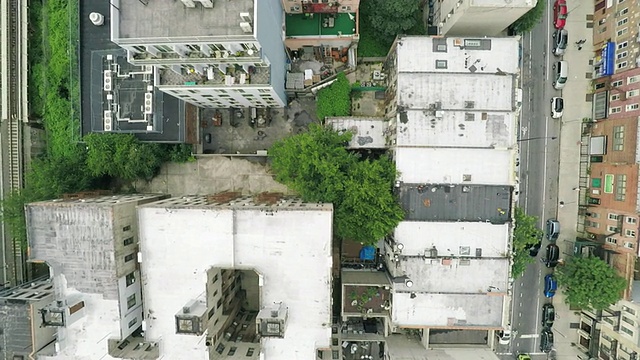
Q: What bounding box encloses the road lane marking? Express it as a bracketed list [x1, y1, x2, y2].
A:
[520, 293, 523, 297]
[520, 334, 540, 339]
[519, 312, 522, 317]
[534, 267, 543, 335]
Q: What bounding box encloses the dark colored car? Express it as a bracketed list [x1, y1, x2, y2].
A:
[528, 241, 542, 257]
[542, 244, 560, 268]
[540, 328, 554, 352]
[542, 303, 555, 328]
[554, 0, 568, 29]
[544, 274, 558, 298]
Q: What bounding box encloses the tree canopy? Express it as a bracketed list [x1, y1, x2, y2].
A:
[509, 0, 545, 34]
[556, 256, 626, 310]
[361, 0, 424, 45]
[316, 73, 352, 122]
[269, 125, 404, 245]
[512, 207, 543, 278]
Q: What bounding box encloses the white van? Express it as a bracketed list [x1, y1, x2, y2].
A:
[552, 61, 568, 90]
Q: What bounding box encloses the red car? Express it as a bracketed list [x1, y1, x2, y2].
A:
[554, 0, 568, 29]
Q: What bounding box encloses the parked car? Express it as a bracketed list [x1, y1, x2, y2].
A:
[552, 61, 568, 90]
[498, 329, 512, 345]
[544, 274, 558, 298]
[540, 328, 554, 352]
[542, 303, 555, 328]
[553, 29, 568, 56]
[543, 244, 560, 268]
[546, 219, 560, 240]
[551, 97, 564, 119]
[517, 354, 532, 360]
[528, 240, 542, 257]
[553, 0, 568, 29]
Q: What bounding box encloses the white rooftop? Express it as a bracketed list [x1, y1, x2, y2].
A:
[396, 72, 514, 111]
[393, 257, 510, 294]
[395, 37, 519, 75]
[395, 110, 515, 148]
[326, 117, 387, 149]
[393, 221, 510, 257]
[39, 290, 121, 360]
[394, 147, 516, 185]
[392, 292, 505, 327]
[137, 203, 333, 360]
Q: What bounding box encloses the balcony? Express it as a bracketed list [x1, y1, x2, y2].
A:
[159, 65, 270, 87]
[131, 48, 262, 65]
[343, 285, 391, 316]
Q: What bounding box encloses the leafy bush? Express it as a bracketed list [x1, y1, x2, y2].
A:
[316, 73, 352, 121]
[269, 125, 404, 245]
[359, 0, 425, 56]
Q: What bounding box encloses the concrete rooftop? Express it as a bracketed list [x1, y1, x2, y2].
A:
[394, 147, 516, 185]
[137, 197, 333, 360]
[395, 36, 519, 75]
[392, 292, 505, 328]
[393, 221, 510, 257]
[115, 0, 255, 40]
[395, 110, 515, 148]
[326, 117, 388, 149]
[398, 183, 512, 223]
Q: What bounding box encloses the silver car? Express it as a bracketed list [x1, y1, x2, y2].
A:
[553, 29, 568, 56]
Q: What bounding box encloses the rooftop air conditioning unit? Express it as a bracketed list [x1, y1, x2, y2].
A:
[240, 22, 253, 34]
[181, 0, 196, 7]
[104, 111, 113, 131]
[144, 93, 153, 114]
[197, 0, 213, 8]
[240, 12, 252, 23]
[103, 70, 112, 91]
[256, 303, 288, 338]
[174, 299, 207, 336]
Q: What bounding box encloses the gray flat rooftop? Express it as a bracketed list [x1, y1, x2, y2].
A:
[393, 221, 510, 257]
[397, 72, 514, 111]
[395, 110, 515, 148]
[396, 36, 520, 75]
[326, 117, 388, 149]
[398, 183, 512, 223]
[390, 257, 510, 294]
[137, 199, 333, 359]
[394, 147, 517, 185]
[392, 292, 505, 327]
[116, 0, 255, 40]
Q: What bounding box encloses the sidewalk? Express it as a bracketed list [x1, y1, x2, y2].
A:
[553, 0, 594, 359]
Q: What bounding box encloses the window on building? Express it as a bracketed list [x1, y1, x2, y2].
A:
[617, 18, 628, 26]
[127, 294, 136, 309]
[606, 236, 617, 244]
[612, 80, 624, 87]
[207, 307, 216, 320]
[435, 60, 448, 69]
[626, 229, 636, 237]
[128, 318, 138, 329]
[586, 220, 600, 228]
[126, 272, 136, 287]
[626, 103, 639, 111]
[123, 237, 134, 246]
[608, 225, 620, 233]
[608, 213, 620, 220]
[212, 273, 219, 283]
[125, 253, 135, 263]
[611, 94, 620, 101]
[618, 51, 628, 60]
[626, 217, 637, 224]
[617, 28, 628, 36]
[228, 347, 238, 356]
[624, 242, 634, 248]
[624, 306, 637, 315]
[611, 106, 622, 114]
[617, 61, 628, 69]
[615, 174, 627, 201]
[123, 225, 131, 232]
[613, 126, 625, 150]
[628, 75, 639, 84]
[627, 90, 639, 97]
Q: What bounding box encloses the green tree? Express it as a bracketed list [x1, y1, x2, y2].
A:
[512, 207, 543, 278]
[509, 0, 545, 34]
[316, 73, 352, 122]
[361, 0, 424, 45]
[84, 133, 164, 181]
[269, 125, 404, 245]
[556, 256, 626, 310]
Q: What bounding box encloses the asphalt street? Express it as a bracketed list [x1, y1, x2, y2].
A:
[497, 6, 563, 360]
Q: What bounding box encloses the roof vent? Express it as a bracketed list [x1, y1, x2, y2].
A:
[240, 22, 253, 33]
[89, 12, 104, 26]
[240, 12, 252, 23]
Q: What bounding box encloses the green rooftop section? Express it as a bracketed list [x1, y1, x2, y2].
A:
[285, 13, 356, 37]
